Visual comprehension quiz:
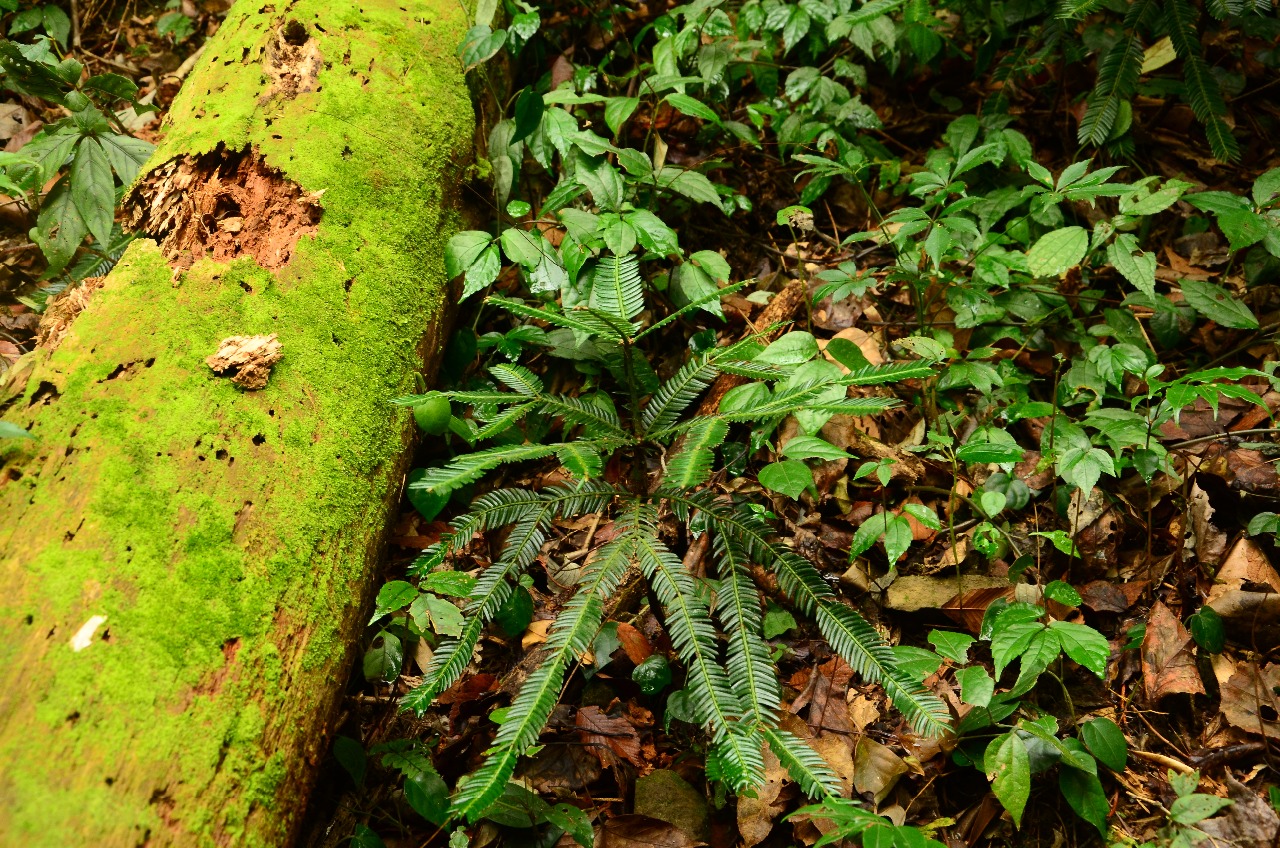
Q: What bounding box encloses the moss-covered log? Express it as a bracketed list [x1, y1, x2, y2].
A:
[0, 0, 473, 843]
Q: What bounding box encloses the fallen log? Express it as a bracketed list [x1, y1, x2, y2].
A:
[0, 0, 474, 843]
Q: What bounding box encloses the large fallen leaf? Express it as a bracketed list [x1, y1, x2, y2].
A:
[1142, 602, 1205, 701]
[886, 574, 1010, 613]
[596, 815, 700, 848]
[853, 736, 908, 805]
[1206, 538, 1280, 650]
[1220, 663, 1280, 739]
[736, 743, 788, 848]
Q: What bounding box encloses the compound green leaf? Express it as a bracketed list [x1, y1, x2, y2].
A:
[1049, 621, 1110, 677]
[1180, 280, 1259, 329]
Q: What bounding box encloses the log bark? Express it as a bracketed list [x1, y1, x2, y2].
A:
[0, 0, 474, 843]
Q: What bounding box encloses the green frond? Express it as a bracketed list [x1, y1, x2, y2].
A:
[712, 536, 780, 726]
[390, 390, 512, 406]
[642, 356, 720, 433]
[473, 402, 535, 441]
[489, 364, 545, 396]
[402, 558, 522, 713]
[633, 536, 763, 789]
[451, 528, 636, 822]
[410, 443, 565, 494]
[1205, 0, 1244, 19]
[663, 417, 729, 488]
[814, 600, 952, 738]
[556, 442, 603, 479]
[706, 725, 768, 793]
[413, 440, 630, 495]
[590, 254, 646, 322]
[1078, 35, 1143, 146]
[763, 727, 843, 799]
[839, 360, 934, 386]
[1164, 0, 1239, 161]
[636, 279, 754, 341]
[682, 497, 953, 740]
[1056, 0, 1107, 18]
[537, 395, 632, 440]
[713, 360, 794, 380]
[409, 483, 621, 576]
[806, 397, 903, 415]
[600, 344, 661, 396]
[487, 295, 625, 341]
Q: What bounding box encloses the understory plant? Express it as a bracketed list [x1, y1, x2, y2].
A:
[393, 252, 950, 820]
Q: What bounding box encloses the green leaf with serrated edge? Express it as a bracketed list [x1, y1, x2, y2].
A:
[1032, 530, 1080, 557]
[1081, 717, 1127, 771]
[665, 92, 722, 125]
[991, 621, 1045, 678]
[987, 732, 1031, 827]
[903, 503, 942, 530]
[420, 571, 477, 598]
[1043, 580, 1082, 607]
[1009, 627, 1060, 696]
[1049, 621, 1110, 677]
[545, 804, 593, 848]
[1169, 793, 1232, 825]
[364, 630, 404, 682]
[406, 770, 450, 825]
[928, 631, 975, 664]
[370, 580, 418, 623]
[759, 460, 813, 500]
[1107, 234, 1156, 297]
[957, 666, 994, 707]
[763, 602, 798, 639]
[756, 331, 819, 365]
[1180, 280, 1259, 329]
[1027, 226, 1088, 277]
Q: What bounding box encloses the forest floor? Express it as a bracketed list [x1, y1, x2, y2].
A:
[4, 1, 1280, 847]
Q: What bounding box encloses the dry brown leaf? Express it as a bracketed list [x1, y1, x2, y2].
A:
[1220, 664, 1280, 739]
[577, 705, 643, 767]
[853, 736, 908, 805]
[616, 622, 653, 664]
[1207, 539, 1280, 650]
[736, 743, 788, 848]
[1142, 602, 1205, 701]
[943, 586, 1015, 633]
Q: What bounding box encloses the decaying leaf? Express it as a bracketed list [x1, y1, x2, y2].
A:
[853, 735, 908, 805]
[1220, 663, 1280, 739]
[1142, 602, 1205, 701]
[1198, 775, 1280, 847]
[576, 706, 643, 768]
[1207, 538, 1280, 650]
[736, 743, 788, 848]
[206, 334, 283, 390]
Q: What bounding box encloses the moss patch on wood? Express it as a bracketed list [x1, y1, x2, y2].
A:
[0, 0, 473, 844]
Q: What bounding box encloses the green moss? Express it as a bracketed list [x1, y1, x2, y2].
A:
[0, 0, 473, 844]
